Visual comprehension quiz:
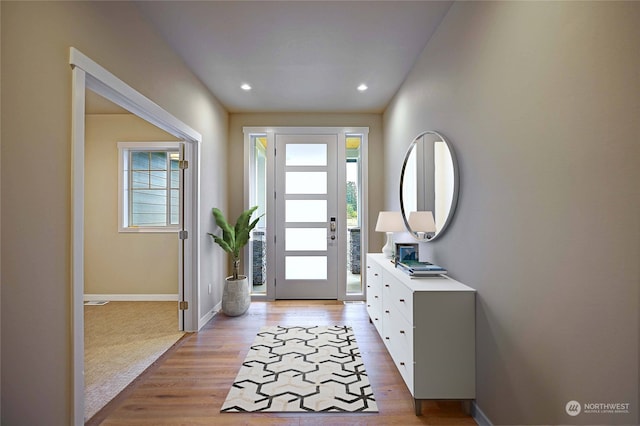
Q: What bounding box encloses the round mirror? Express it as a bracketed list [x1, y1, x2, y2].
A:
[399, 130, 459, 241]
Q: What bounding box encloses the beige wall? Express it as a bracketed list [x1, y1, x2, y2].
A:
[1, 2, 228, 424]
[384, 2, 640, 425]
[228, 113, 385, 254]
[85, 114, 179, 295]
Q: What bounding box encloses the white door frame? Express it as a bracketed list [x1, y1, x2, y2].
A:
[243, 126, 369, 301]
[70, 47, 202, 425]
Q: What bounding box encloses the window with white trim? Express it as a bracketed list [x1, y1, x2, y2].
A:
[118, 142, 182, 232]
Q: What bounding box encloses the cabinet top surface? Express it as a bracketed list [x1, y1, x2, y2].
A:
[367, 253, 476, 292]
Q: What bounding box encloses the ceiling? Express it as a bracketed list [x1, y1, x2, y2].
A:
[134, 1, 453, 113]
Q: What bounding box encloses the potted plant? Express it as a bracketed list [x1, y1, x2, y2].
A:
[208, 206, 261, 316]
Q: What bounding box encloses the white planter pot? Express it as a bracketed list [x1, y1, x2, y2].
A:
[222, 275, 250, 316]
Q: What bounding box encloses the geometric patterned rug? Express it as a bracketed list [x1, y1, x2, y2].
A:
[221, 325, 378, 412]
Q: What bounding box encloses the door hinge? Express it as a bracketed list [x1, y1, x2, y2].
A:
[179, 160, 189, 169]
[179, 301, 189, 310]
[179, 230, 189, 240]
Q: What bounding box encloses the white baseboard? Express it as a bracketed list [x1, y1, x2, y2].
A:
[198, 309, 215, 330]
[471, 401, 493, 426]
[198, 301, 221, 330]
[84, 294, 179, 302]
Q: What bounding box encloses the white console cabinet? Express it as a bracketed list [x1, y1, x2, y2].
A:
[366, 253, 476, 415]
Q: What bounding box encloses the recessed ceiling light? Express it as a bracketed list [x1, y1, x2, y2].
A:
[357, 83, 368, 92]
[241, 83, 252, 91]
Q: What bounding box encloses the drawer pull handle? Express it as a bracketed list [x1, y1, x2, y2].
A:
[385, 337, 390, 340]
[385, 310, 389, 313]
[367, 304, 371, 308]
[374, 295, 379, 299]
[400, 362, 405, 366]
[374, 273, 379, 277]
[385, 284, 390, 287]
[374, 318, 379, 321]
[399, 299, 405, 302]
[400, 330, 405, 334]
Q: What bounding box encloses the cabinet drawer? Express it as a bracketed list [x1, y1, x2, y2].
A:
[366, 285, 382, 317]
[389, 305, 414, 354]
[366, 297, 383, 335]
[366, 296, 382, 319]
[382, 305, 413, 357]
[367, 284, 382, 303]
[366, 261, 382, 288]
[384, 307, 415, 393]
[394, 352, 415, 395]
[387, 275, 413, 322]
[382, 304, 394, 355]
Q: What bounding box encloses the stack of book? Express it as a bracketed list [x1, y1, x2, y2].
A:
[395, 259, 447, 277]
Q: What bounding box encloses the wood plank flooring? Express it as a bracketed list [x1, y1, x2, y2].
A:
[91, 301, 477, 425]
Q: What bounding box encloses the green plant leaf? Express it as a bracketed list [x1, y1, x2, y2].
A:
[211, 207, 235, 250]
[207, 232, 232, 254]
[234, 206, 258, 251]
[209, 206, 262, 269]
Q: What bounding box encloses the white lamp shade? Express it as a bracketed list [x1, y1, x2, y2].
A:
[408, 211, 436, 232]
[375, 211, 406, 232]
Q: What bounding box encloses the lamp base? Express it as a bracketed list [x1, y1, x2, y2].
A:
[381, 232, 394, 258]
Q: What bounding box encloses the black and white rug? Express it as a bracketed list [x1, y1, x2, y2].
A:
[221, 325, 378, 413]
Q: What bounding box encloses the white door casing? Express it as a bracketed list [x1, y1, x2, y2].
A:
[243, 126, 369, 302]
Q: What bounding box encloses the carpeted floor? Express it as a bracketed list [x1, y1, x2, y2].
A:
[84, 301, 185, 421]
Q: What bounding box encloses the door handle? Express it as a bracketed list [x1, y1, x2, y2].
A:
[329, 217, 336, 240]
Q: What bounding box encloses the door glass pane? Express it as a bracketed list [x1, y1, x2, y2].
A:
[250, 135, 268, 295]
[285, 256, 327, 280]
[286, 144, 327, 166]
[286, 228, 327, 251]
[285, 200, 327, 222]
[346, 135, 363, 295]
[286, 172, 327, 194]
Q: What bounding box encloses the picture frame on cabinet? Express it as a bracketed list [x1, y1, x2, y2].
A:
[395, 243, 419, 264]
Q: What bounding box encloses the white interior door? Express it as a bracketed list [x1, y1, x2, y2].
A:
[275, 134, 338, 299]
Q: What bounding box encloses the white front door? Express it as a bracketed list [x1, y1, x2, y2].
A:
[274, 134, 339, 299]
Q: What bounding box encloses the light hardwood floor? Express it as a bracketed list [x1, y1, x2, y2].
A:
[90, 301, 477, 425]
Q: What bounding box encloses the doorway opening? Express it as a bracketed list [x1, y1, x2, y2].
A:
[83, 92, 187, 419]
[70, 48, 201, 424]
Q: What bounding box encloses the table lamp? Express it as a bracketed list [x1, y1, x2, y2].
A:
[375, 211, 406, 258]
[408, 211, 436, 240]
